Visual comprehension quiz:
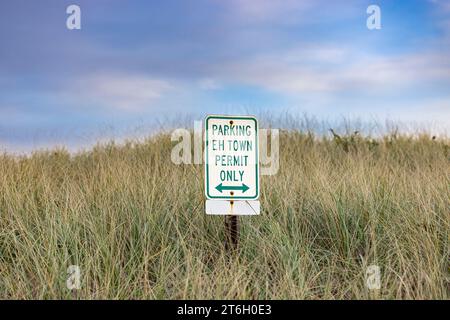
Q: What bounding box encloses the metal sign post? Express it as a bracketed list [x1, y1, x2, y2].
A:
[204, 115, 260, 251]
[224, 214, 239, 252]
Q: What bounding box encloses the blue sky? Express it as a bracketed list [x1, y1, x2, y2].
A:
[1, 0, 449, 151]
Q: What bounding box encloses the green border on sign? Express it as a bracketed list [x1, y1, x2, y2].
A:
[204, 115, 259, 200]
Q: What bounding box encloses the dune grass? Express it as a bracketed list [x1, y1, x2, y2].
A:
[0, 129, 449, 299]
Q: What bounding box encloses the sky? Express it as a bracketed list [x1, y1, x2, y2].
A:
[1, 0, 449, 152]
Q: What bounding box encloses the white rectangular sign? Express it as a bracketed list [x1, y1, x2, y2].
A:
[204, 115, 259, 200]
[205, 200, 260, 215]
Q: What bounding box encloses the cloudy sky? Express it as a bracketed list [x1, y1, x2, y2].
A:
[1, 0, 449, 151]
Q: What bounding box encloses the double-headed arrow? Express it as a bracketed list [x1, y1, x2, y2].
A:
[215, 183, 249, 193]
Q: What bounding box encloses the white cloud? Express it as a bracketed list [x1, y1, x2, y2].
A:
[72, 74, 172, 111]
[198, 78, 221, 90]
[213, 46, 450, 95]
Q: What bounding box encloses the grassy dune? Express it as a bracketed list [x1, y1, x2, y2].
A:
[0, 130, 449, 299]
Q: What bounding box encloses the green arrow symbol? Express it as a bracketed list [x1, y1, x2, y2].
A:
[215, 183, 250, 193]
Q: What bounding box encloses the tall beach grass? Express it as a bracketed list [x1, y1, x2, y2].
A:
[0, 124, 449, 299]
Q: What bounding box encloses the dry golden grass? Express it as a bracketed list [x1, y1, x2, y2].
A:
[0, 130, 449, 299]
